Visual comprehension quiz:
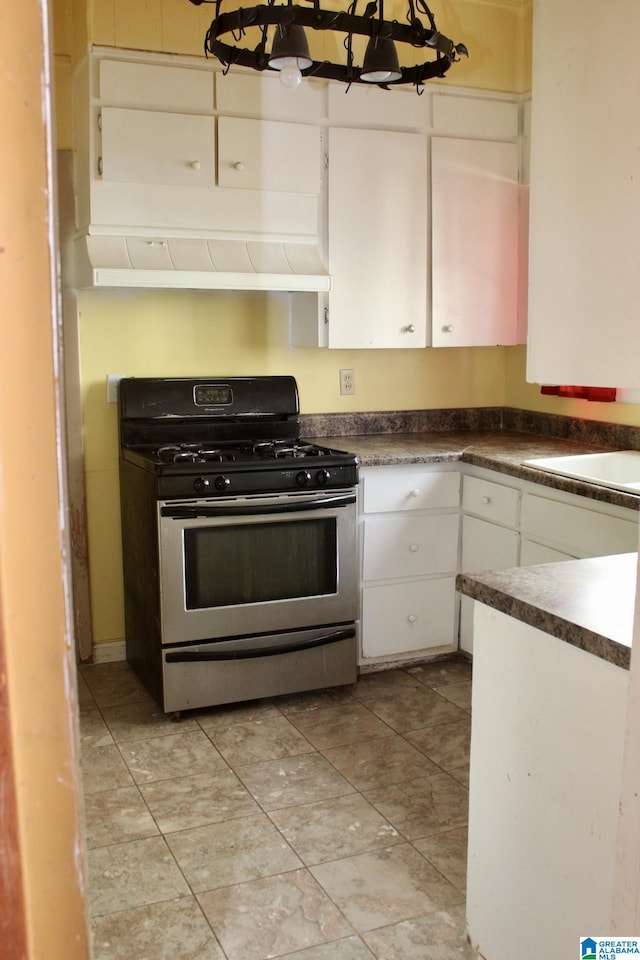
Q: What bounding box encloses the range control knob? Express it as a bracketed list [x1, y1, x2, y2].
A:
[316, 468, 331, 485]
[296, 470, 312, 487]
[214, 475, 231, 492]
[193, 476, 210, 493]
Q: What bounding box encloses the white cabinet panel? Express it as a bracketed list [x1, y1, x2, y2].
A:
[327, 83, 426, 131]
[215, 71, 323, 121]
[100, 108, 216, 187]
[362, 577, 457, 658]
[459, 512, 519, 654]
[521, 493, 638, 558]
[462, 475, 520, 527]
[362, 514, 459, 581]
[527, 0, 640, 388]
[432, 94, 518, 140]
[327, 127, 428, 348]
[217, 117, 321, 194]
[461, 515, 519, 573]
[431, 137, 520, 347]
[363, 469, 460, 514]
[99, 59, 213, 111]
[520, 539, 575, 566]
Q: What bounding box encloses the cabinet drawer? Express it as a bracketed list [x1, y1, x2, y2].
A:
[217, 117, 321, 194]
[363, 469, 460, 514]
[362, 577, 457, 658]
[462, 475, 520, 526]
[362, 514, 459, 580]
[521, 493, 638, 557]
[461, 515, 519, 572]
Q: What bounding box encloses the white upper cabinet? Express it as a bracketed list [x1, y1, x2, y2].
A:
[527, 0, 640, 387]
[217, 117, 321, 195]
[431, 137, 521, 347]
[326, 126, 428, 349]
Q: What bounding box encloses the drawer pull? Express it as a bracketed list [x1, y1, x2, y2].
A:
[407, 614, 417, 624]
[481, 496, 492, 504]
[409, 543, 419, 552]
[233, 161, 245, 171]
[189, 160, 201, 170]
[409, 489, 420, 498]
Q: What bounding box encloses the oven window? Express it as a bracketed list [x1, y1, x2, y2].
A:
[184, 518, 337, 608]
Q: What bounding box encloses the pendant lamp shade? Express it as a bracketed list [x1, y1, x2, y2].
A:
[360, 36, 401, 83]
[268, 23, 312, 70]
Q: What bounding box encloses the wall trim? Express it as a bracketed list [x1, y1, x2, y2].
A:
[92, 640, 126, 663]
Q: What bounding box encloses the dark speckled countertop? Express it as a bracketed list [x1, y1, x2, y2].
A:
[303, 407, 640, 510]
[456, 554, 636, 670]
[301, 406, 640, 668]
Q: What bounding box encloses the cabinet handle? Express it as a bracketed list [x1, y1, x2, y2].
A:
[407, 614, 417, 624]
[481, 495, 492, 504]
[403, 324, 416, 334]
[443, 324, 454, 333]
[233, 161, 245, 171]
[409, 543, 419, 552]
[409, 489, 420, 498]
[189, 160, 201, 170]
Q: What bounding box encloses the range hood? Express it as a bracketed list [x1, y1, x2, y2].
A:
[73, 234, 331, 292]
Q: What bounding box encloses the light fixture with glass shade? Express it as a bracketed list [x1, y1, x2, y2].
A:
[188, 0, 468, 92]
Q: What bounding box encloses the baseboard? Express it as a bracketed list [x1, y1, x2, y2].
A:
[92, 640, 126, 663]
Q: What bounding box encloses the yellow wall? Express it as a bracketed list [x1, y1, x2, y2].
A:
[2, 4, 89, 957]
[80, 289, 510, 645]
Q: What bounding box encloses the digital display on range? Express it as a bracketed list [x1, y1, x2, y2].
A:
[194, 384, 233, 406]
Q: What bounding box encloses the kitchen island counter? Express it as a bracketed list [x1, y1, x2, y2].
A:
[456, 552, 636, 670]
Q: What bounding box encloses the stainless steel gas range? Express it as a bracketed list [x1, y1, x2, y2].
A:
[118, 376, 359, 713]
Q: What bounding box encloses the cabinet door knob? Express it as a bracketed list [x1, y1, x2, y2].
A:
[189, 160, 201, 170]
[410, 488, 420, 498]
[481, 495, 492, 504]
[443, 324, 454, 333]
[403, 324, 416, 334]
[233, 161, 245, 171]
[409, 543, 419, 552]
[407, 614, 417, 624]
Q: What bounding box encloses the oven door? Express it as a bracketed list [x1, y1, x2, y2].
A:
[158, 489, 358, 643]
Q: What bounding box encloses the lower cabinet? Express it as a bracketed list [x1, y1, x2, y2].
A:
[359, 463, 639, 665]
[359, 464, 460, 664]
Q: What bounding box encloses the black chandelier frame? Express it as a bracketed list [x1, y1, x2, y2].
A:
[189, 0, 468, 91]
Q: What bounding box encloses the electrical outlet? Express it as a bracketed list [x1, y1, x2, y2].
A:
[106, 374, 125, 404]
[340, 369, 355, 395]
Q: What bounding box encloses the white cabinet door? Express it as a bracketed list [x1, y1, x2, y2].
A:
[217, 117, 321, 195]
[100, 107, 216, 187]
[431, 137, 520, 347]
[327, 127, 428, 348]
[362, 577, 457, 658]
[461, 515, 519, 573]
[520, 539, 575, 566]
[459, 513, 520, 654]
[527, 0, 640, 388]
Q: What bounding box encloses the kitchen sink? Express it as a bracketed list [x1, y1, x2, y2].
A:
[522, 450, 640, 494]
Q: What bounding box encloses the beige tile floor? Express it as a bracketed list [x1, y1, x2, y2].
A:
[79, 656, 476, 960]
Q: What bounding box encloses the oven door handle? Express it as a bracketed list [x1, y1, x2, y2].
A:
[165, 628, 355, 662]
[161, 493, 356, 519]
